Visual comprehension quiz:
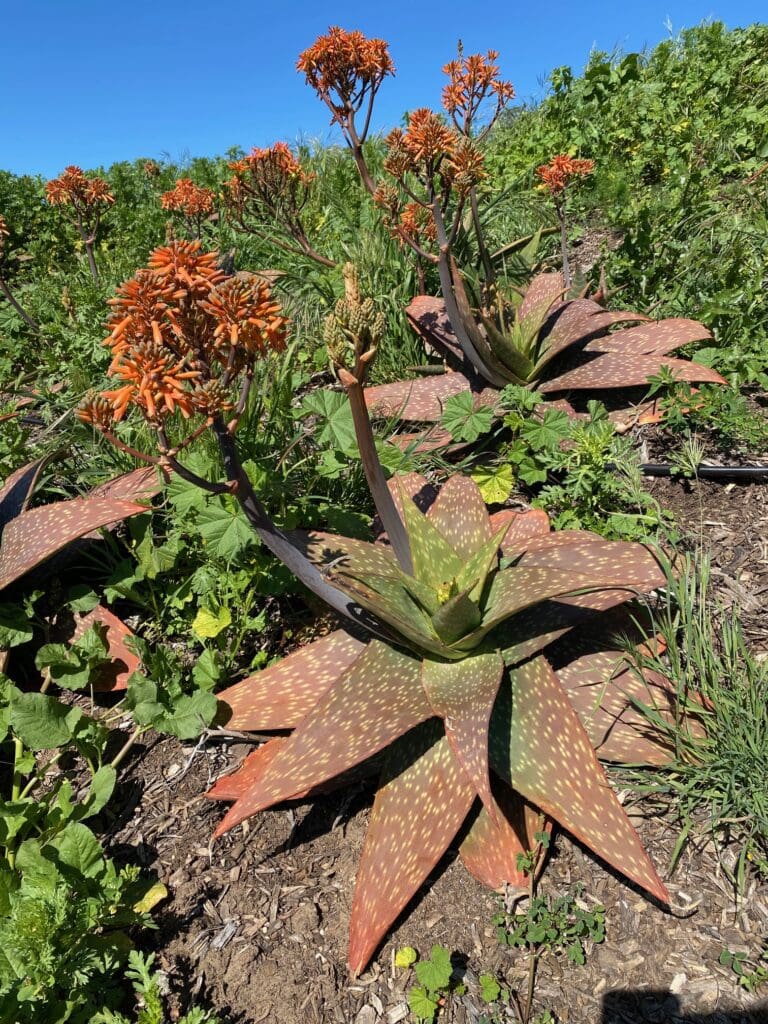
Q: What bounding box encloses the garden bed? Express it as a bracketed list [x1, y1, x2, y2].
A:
[106, 474, 768, 1024]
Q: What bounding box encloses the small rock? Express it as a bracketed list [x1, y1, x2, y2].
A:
[386, 1005, 409, 1023]
[354, 1007, 377, 1024]
[291, 901, 320, 935]
[670, 972, 687, 995]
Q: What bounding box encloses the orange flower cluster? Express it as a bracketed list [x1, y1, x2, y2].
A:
[161, 178, 216, 218]
[536, 155, 595, 195]
[80, 241, 288, 429]
[226, 143, 315, 226]
[297, 27, 394, 119]
[399, 202, 437, 248]
[384, 110, 484, 195]
[442, 49, 515, 134]
[45, 166, 115, 209]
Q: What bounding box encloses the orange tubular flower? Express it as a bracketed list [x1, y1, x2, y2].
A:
[442, 49, 515, 136]
[536, 155, 595, 195]
[297, 26, 394, 125]
[398, 201, 437, 248]
[45, 166, 115, 209]
[200, 277, 288, 361]
[161, 178, 216, 218]
[85, 241, 289, 434]
[402, 108, 457, 166]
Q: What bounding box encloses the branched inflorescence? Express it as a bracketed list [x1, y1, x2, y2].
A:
[298, 27, 394, 194]
[225, 144, 333, 268]
[161, 178, 216, 239]
[79, 241, 287, 474]
[45, 165, 115, 283]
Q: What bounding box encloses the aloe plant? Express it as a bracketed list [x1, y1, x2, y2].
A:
[81, 241, 701, 976]
[210, 473, 693, 973]
[365, 270, 726, 427]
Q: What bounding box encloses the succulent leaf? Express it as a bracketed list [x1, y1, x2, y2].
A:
[0, 497, 147, 592]
[348, 723, 476, 976]
[396, 480, 464, 587]
[218, 629, 367, 730]
[459, 785, 549, 889]
[213, 640, 432, 834]
[425, 474, 494, 560]
[422, 651, 505, 817]
[490, 655, 669, 903]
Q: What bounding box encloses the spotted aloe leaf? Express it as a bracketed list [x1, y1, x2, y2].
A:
[212, 640, 431, 836]
[0, 496, 147, 592]
[460, 785, 550, 890]
[0, 455, 53, 529]
[217, 629, 367, 730]
[348, 723, 476, 976]
[422, 651, 505, 819]
[367, 274, 724, 430]
[490, 655, 668, 903]
[69, 604, 141, 692]
[0, 460, 156, 593]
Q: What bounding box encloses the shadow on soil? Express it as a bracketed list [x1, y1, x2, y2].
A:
[601, 989, 768, 1023]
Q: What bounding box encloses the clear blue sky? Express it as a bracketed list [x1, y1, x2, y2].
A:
[1, 1, 765, 178]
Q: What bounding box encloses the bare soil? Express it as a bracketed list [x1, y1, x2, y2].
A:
[105, 475, 768, 1024]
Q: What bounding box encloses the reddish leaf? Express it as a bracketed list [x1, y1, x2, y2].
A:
[553, 642, 706, 765]
[538, 300, 647, 367]
[365, 372, 496, 423]
[585, 318, 712, 356]
[212, 640, 432, 836]
[0, 456, 52, 529]
[71, 604, 141, 692]
[422, 651, 505, 817]
[425, 474, 494, 560]
[489, 508, 551, 556]
[460, 785, 550, 889]
[0, 497, 146, 592]
[491, 656, 669, 903]
[518, 272, 564, 322]
[405, 294, 465, 364]
[510, 533, 665, 594]
[207, 737, 288, 802]
[348, 724, 476, 975]
[540, 352, 727, 392]
[217, 630, 367, 731]
[89, 466, 163, 501]
[383, 427, 456, 453]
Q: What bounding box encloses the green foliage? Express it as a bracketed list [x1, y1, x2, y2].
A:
[719, 945, 768, 993]
[626, 553, 768, 882]
[654, 381, 768, 455]
[440, 392, 495, 443]
[489, 21, 768, 383]
[498, 386, 672, 541]
[397, 945, 464, 1023]
[494, 885, 606, 966]
[93, 950, 221, 1024]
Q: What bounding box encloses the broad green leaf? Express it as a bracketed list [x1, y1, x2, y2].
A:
[520, 409, 572, 451]
[52, 822, 104, 878]
[197, 498, 254, 561]
[440, 391, 494, 443]
[479, 973, 502, 1003]
[162, 692, 218, 739]
[414, 945, 453, 991]
[408, 987, 439, 1019]
[191, 605, 232, 640]
[192, 647, 224, 689]
[78, 766, 117, 819]
[9, 693, 80, 750]
[471, 463, 514, 505]
[0, 603, 33, 649]
[299, 391, 357, 454]
[395, 946, 418, 969]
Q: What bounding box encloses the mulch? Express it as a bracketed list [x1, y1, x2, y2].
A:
[104, 473, 768, 1024]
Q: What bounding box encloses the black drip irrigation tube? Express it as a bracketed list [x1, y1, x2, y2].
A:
[635, 462, 768, 481]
